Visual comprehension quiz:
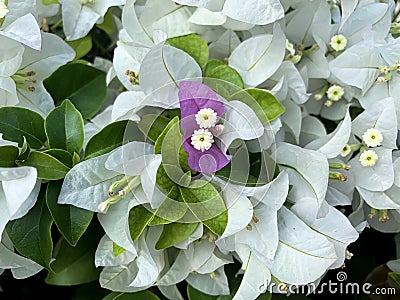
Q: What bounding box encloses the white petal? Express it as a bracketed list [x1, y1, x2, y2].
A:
[229, 23, 285, 87]
[0, 14, 41, 50]
[222, 0, 283, 25]
[139, 42, 202, 107]
[306, 110, 351, 158]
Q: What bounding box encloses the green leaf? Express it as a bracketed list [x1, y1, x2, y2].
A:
[18, 136, 31, 161]
[128, 205, 154, 241]
[215, 165, 265, 186]
[180, 180, 228, 236]
[42, 0, 59, 4]
[17, 151, 70, 180]
[85, 121, 144, 159]
[96, 9, 114, 34]
[112, 242, 126, 257]
[167, 34, 209, 69]
[154, 117, 191, 189]
[6, 190, 53, 270]
[43, 149, 74, 168]
[0, 107, 46, 149]
[45, 225, 102, 286]
[148, 185, 188, 226]
[67, 36, 93, 60]
[232, 89, 285, 123]
[389, 272, 400, 286]
[103, 291, 160, 300]
[138, 114, 170, 143]
[155, 222, 198, 250]
[161, 117, 191, 175]
[0, 145, 19, 167]
[44, 63, 107, 119]
[45, 99, 85, 154]
[187, 285, 218, 300]
[204, 59, 225, 75]
[154, 117, 179, 154]
[156, 165, 177, 194]
[204, 63, 244, 89]
[46, 181, 94, 246]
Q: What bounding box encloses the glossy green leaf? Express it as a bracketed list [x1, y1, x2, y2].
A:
[6, 191, 53, 270]
[42, 0, 59, 4]
[44, 63, 107, 119]
[167, 34, 209, 68]
[205, 64, 244, 89]
[161, 118, 191, 175]
[156, 165, 178, 194]
[389, 272, 400, 286]
[232, 89, 285, 123]
[128, 205, 154, 241]
[45, 225, 102, 286]
[180, 180, 228, 236]
[96, 9, 114, 34]
[0, 107, 46, 149]
[103, 291, 160, 300]
[67, 36, 93, 60]
[138, 114, 170, 143]
[46, 181, 94, 246]
[203, 61, 244, 99]
[0, 145, 19, 167]
[18, 136, 31, 161]
[204, 60, 225, 75]
[85, 121, 143, 160]
[187, 285, 218, 300]
[154, 117, 179, 154]
[148, 185, 188, 226]
[155, 222, 198, 250]
[43, 149, 74, 168]
[45, 99, 85, 154]
[112, 242, 126, 257]
[17, 151, 70, 180]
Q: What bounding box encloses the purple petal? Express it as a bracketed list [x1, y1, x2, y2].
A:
[180, 115, 199, 141]
[178, 81, 226, 118]
[186, 143, 230, 173]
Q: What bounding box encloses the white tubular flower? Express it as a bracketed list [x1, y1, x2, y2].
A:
[98, 200, 110, 213]
[362, 128, 383, 147]
[286, 40, 296, 55]
[326, 85, 344, 101]
[330, 34, 348, 51]
[195, 108, 218, 128]
[359, 150, 378, 167]
[340, 144, 351, 157]
[0, 2, 9, 19]
[376, 76, 386, 83]
[191, 129, 214, 152]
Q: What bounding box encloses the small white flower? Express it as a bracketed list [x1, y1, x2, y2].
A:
[195, 108, 218, 128]
[191, 129, 214, 152]
[0, 2, 9, 19]
[324, 100, 333, 107]
[330, 34, 348, 51]
[340, 144, 351, 157]
[359, 150, 378, 167]
[362, 128, 383, 147]
[326, 85, 344, 101]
